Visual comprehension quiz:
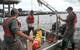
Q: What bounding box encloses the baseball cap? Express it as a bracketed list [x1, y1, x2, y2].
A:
[66, 7, 73, 11]
[11, 8, 19, 16]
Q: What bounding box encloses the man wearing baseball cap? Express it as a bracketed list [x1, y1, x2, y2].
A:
[59, 7, 77, 50]
[3, 8, 33, 50]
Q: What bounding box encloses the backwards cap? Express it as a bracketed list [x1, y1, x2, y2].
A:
[11, 8, 19, 16]
[66, 7, 73, 11]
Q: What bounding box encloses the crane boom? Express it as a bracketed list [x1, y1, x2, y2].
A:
[37, 0, 60, 35]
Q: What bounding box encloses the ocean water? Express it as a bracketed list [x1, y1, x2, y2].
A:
[18, 14, 67, 30]
[0, 13, 80, 40]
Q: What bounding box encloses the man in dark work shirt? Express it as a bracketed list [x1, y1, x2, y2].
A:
[59, 7, 77, 50]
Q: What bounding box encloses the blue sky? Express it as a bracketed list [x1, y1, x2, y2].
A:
[0, 0, 80, 11]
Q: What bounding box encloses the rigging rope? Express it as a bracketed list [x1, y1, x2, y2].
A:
[37, 1, 40, 28]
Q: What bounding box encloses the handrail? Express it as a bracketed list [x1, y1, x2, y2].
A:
[42, 39, 62, 50]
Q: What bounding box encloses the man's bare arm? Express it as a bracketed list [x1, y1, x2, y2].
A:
[59, 17, 67, 22]
[16, 31, 33, 41]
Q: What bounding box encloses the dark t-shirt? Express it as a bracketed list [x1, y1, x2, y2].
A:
[64, 12, 77, 38]
[66, 12, 76, 29]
